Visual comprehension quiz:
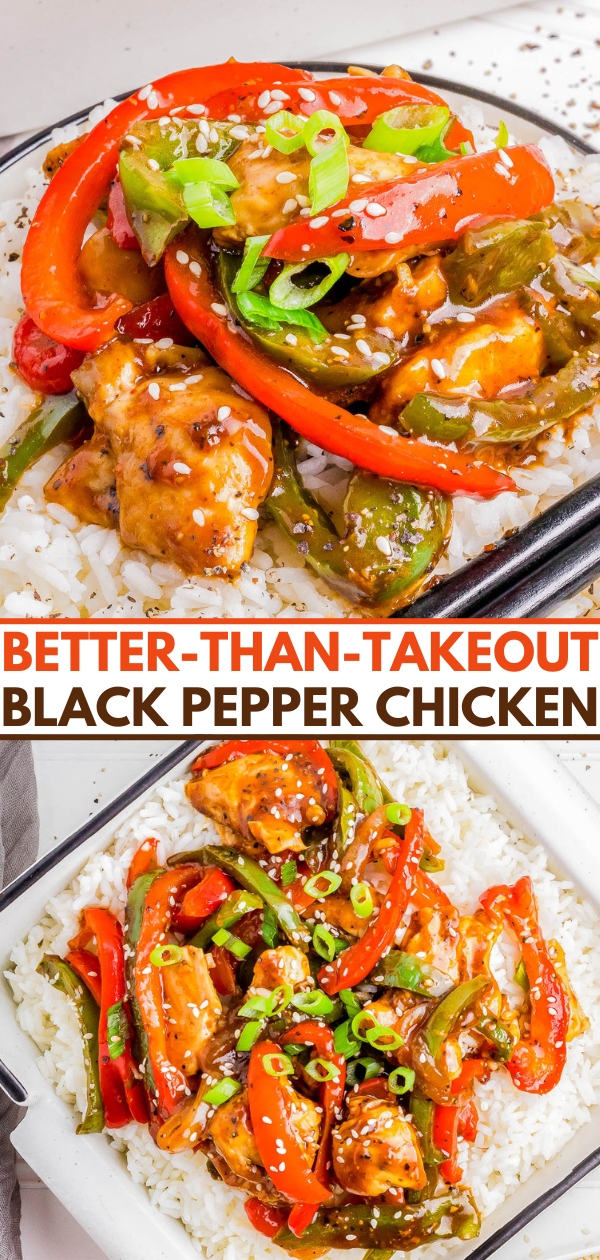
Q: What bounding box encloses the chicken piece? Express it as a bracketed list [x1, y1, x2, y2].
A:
[78, 226, 164, 306]
[45, 430, 118, 529]
[332, 1094, 426, 1196]
[156, 1078, 213, 1152]
[47, 340, 272, 577]
[251, 945, 311, 993]
[362, 988, 434, 1057]
[372, 300, 546, 422]
[321, 256, 448, 346]
[163, 946, 222, 1075]
[207, 1087, 263, 1180]
[401, 907, 461, 984]
[310, 887, 381, 938]
[186, 750, 329, 854]
[215, 143, 423, 246]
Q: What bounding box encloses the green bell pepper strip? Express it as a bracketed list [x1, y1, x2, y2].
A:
[269, 253, 349, 311]
[0, 393, 88, 513]
[265, 424, 451, 616]
[363, 1250, 395, 1260]
[232, 235, 271, 294]
[364, 103, 450, 156]
[543, 254, 600, 335]
[369, 948, 453, 1000]
[272, 1194, 480, 1251]
[519, 289, 583, 370]
[168, 846, 310, 949]
[409, 1092, 445, 1165]
[442, 217, 556, 307]
[533, 200, 600, 266]
[37, 954, 104, 1134]
[332, 781, 358, 857]
[124, 869, 164, 1094]
[414, 116, 461, 164]
[475, 1012, 516, 1062]
[236, 290, 327, 341]
[188, 889, 263, 950]
[422, 977, 491, 1060]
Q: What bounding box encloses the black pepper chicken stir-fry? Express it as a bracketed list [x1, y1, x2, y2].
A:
[12, 61, 600, 613]
[37, 739, 588, 1254]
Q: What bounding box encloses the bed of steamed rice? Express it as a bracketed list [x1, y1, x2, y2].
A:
[6, 740, 600, 1259]
[1, 104, 600, 619]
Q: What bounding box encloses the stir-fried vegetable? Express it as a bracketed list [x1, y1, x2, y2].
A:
[169, 846, 311, 949]
[0, 393, 88, 513]
[38, 955, 104, 1134]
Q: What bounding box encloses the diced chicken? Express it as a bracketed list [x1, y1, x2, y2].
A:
[251, 945, 311, 993]
[207, 1087, 263, 1180]
[186, 750, 329, 854]
[310, 887, 381, 938]
[163, 946, 222, 1075]
[320, 256, 447, 347]
[156, 1080, 213, 1153]
[401, 907, 461, 984]
[47, 340, 272, 577]
[332, 1094, 426, 1196]
[372, 300, 546, 422]
[361, 988, 434, 1054]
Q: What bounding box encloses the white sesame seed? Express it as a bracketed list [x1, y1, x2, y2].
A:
[230, 125, 250, 140]
[148, 383, 160, 400]
[372, 351, 391, 366]
[285, 333, 298, 346]
[195, 134, 208, 153]
[379, 425, 397, 437]
[176, 250, 190, 264]
[329, 92, 342, 106]
[134, 337, 153, 344]
[169, 382, 187, 392]
[209, 128, 219, 143]
[211, 303, 228, 316]
[271, 89, 290, 101]
[242, 507, 260, 520]
[298, 87, 317, 102]
[302, 244, 310, 251]
[349, 199, 367, 213]
[147, 92, 158, 110]
[351, 312, 366, 324]
[365, 202, 387, 217]
[192, 508, 205, 526]
[276, 171, 296, 184]
[138, 85, 152, 100]
[173, 462, 192, 475]
[351, 173, 371, 183]
[309, 216, 329, 229]
[385, 231, 403, 244]
[227, 113, 242, 122]
[375, 535, 392, 556]
[189, 260, 202, 276]
[156, 337, 174, 349]
[283, 198, 298, 214]
[124, 134, 141, 147]
[456, 311, 476, 322]
[331, 346, 350, 358]
[199, 119, 211, 137]
[296, 194, 310, 207]
[499, 148, 513, 167]
[494, 162, 511, 179]
[431, 358, 445, 377]
[356, 339, 371, 356]
[300, 207, 312, 216]
[147, 158, 160, 172]
[188, 104, 207, 115]
[263, 101, 282, 115]
[217, 405, 231, 421]
[186, 374, 203, 384]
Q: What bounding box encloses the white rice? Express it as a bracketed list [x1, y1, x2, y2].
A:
[1, 106, 600, 617]
[6, 740, 600, 1259]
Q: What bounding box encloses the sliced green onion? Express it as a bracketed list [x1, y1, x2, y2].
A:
[266, 110, 305, 154]
[291, 990, 334, 1017]
[346, 1056, 382, 1086]
[212, 927, 251, 958]
[236, 1020, 264, 1053]
[238, 993, 269, 1018]
[363, 103, 450, 156]
[303, 110, 349, 156]
[183, 182, 236, 228]
[231, 235, 271, 295]
[149, 944, 183, 967]
[340, 989, 362, 1017]
[350, 882, 374, 919]
[236, 291, 327, 342]
[495, 121, 509, 150]
[388, 1066, 415, 1094]
[305, 1057, 341, 1082]
[263, 1052, 294, 1077]
[459, 141, 474, 156]
[304, 869, 343, 898]
[514, 958, 529, 990]
[267, 984, 293, 1016]
[171, 157, 239, 188]
[385, 803, 412, 826]
[261, 904, 279, 949]
[280, 859, 298, 888]
[269, 253, 349, 311]
[203, 1077, 242, 1107]
[333, 1019, 360, 1059]
[351, 1010, 379, 1042]
[313, 924, 337, 962]
[283, 1043, 304, 1056]
[333, 937, 350, 957]
[106, 1000, 129, 1061]
[365, 1024, 404, 1052]
[309, 136, 349, 215]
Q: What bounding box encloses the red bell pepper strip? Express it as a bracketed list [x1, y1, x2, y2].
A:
[171, 867, 235, 932]
[450, 1058, 491, 1096]
[12, 313, 84, 395]
[127, 838, 160, 890]
[458, 1100, 478, 1143]
[107, 175, 140, 251]
[65, 948, 102, 1006]
[202, 76, 446, 126]
[164, 236, 515, 500]
[21, 62, 311, 353]
[264, 145, 555, 262]
[355, 1076, 395, 1101]
[191, 740, 338, 821]
[244, 1198, 288, 1239]
[134, 864, 203, 1114]
[84, 906, 148, 1126]
[281, 1020, 345, 1197]
[247, 1040, 332, 1206]
[115, 291, 197, 345]
[209, 941, 238, 996]
[413, 868, 455, 912]
[318, 808, 424, 995]
[479, 876, 569, 1094]
[433, 1104, 463, 1185]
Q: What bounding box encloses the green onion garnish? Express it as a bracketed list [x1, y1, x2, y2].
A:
[365, 1024, 404, 1052]
[350, 882, 374, 919]
[514, 958, 529, 990]
[385, 803, 412, 826]
[203, 1078, 242, 1107]
[267, 984, 293, 1016]
[106, 1000, 129, 1061]
[232, 235, 271, 295]
[302, 110, 349, 156]
[261, 904, 279, 949]
[149, 944, 183, 967]
[303, 870, 342, 898]
[280, 860, 298, 888]
[236, 291, 327, 342]
[282, 1042, 304, 1056]
[291, 990, 334, 1017]
[460, 141, 474, 156]
[263, 1052, 294, 1077]
[340, 989, 362, 1018]
[351, 1010, 379, 1042]
[346, 1056, 382, 1086]
[238, 993, 269, 1018]
[495, 121, 509, 150]
[269, 253, 349, 311]
[312, 924, 337, 962]
[236, 1020, 264, 1053]
[309, 136, 349, 215]
[183, 182, 236, 228]
[333, 1019, 360, 1059]
[388, 1066, 415, 1094]
[363, 103, 449, 156]
[171, 156, 239, 189]
[212, 927, 251, 958]
[266, 110, 305, 154]
[305, 1057, 341, 1082]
